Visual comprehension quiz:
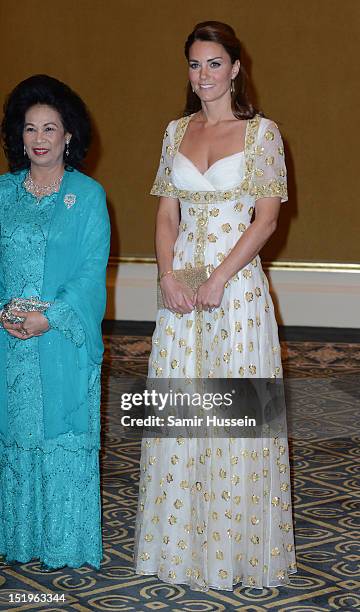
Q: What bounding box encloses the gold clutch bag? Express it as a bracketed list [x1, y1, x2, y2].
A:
[157, 265, 208, 310]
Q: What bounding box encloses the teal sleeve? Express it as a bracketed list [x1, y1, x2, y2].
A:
[0, 194, 7, 309]
[45, 299, 86, 347]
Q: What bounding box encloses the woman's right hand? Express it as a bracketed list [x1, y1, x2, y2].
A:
[160, 274, 195, 314]
[2, 319, 29, 339]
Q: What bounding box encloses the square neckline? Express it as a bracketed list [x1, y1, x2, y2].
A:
[177, 114, 249, 177]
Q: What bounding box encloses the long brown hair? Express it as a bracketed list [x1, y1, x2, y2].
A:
[184, 21, 259, 119]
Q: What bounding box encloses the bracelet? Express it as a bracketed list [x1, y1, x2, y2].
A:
[159, 270, 174, 281]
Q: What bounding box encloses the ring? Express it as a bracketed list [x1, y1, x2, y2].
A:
[208, 308, 214, 313]
[21, 329, 27, 336]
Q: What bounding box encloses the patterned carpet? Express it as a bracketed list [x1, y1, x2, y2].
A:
[1, 335, 359, 611]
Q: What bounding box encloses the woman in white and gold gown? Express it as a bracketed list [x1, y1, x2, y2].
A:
[134, 21, 297, 591]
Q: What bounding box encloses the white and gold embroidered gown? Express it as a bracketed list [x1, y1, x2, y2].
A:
[134, 115, 297, 591]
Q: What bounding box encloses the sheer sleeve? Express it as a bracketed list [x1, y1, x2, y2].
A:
[150, 120, 178, 198]
[45, 299, 85, 347]
[252, 119, 288, 203]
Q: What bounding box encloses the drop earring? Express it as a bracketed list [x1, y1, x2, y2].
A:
[230, 79, 235, 94]
[23, 145, 27, 157]
[65, 140, 70, 157]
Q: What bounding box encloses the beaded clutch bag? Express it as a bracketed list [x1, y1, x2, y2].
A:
[1, 297, 51, 324]
[157, 266, 208, 310]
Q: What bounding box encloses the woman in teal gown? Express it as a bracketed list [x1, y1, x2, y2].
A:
[0, 75, 110, 570]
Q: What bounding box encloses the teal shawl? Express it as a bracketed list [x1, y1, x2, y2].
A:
[0, 169, 110, 439]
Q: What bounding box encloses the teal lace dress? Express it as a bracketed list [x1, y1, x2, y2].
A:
[0, 179, 102, 568]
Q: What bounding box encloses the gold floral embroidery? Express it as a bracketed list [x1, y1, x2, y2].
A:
[144, 533, 154, 542]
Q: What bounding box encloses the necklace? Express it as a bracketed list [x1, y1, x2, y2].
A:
[23, 171, 64, 202]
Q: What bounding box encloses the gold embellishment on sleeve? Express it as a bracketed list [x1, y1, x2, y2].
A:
[246, 116, 288, 202]
[250, 179, 287, 200]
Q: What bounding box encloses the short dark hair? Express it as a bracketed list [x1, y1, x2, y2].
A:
[1, 74, 91, 172]
[184, 21, 259, 120]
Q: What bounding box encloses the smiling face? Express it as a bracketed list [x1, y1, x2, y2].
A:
[188, 40, 240, 103]
[23, 104, 71, 171]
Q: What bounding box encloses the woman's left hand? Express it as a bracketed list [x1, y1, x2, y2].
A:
[195, 272, 226, 312]
[4, 311, 50, 340]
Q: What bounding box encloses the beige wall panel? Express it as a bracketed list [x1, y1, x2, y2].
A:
[0, 0, 359, 262]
